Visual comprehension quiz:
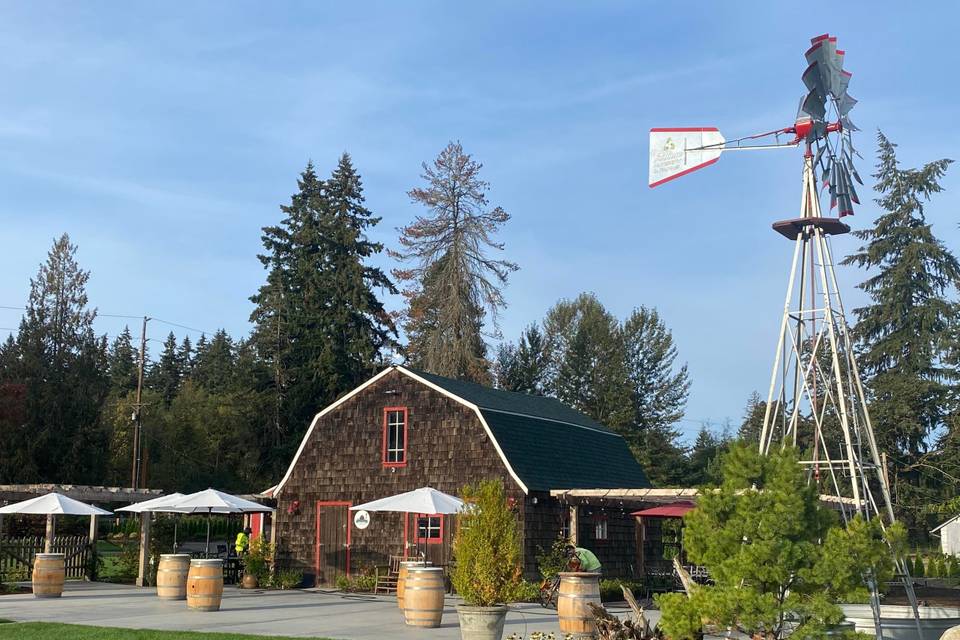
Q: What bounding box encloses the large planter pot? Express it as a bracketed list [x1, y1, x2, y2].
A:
[241, 573, 258, 589]
[456, 604, 508, 640]
[841, 604, 960, 640]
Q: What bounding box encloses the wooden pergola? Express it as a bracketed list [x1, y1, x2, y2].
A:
[0, 484, 163, 584]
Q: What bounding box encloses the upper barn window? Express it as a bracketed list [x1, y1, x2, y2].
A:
[382, 407, 408, 467]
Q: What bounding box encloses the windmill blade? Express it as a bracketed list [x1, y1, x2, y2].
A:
[803, 62, 828, 102]
[801, 89, 826, 121]
[814, 143, 827, 168]
[838, 94, 858, 116]
[648, 128, 725, 187]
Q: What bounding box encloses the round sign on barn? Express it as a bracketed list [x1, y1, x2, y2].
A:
[353, 509, 371, 530]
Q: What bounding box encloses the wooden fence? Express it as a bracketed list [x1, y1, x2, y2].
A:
[0, 535, 91, 580]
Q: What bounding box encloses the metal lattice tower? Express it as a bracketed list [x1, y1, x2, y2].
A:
[758, 153, 921, 636]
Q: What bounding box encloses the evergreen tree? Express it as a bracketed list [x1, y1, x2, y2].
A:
[317, 153, 398, 395]
[5, 234, 110, 483]
[685, 425, 728, 486]
[739, 391, 767, 444]
[658, 443, 904, 640]
[542, 293, 632, 428]
[193, 329, 235, 393]
[107, 327, 139, 395]
[622, 306, 690, 485]
[493, 324, 548, 394]
[251, 158, 396, 471]
[841, 132, 958, 518]
[179, 335, 194, 377]
[150, 331, 183, 405]
[392, 141, 518, 383]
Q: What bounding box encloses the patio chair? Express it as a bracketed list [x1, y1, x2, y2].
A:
[374, 555, 404, 594]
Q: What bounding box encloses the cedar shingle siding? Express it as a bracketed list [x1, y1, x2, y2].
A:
[274, 366, 650, 584]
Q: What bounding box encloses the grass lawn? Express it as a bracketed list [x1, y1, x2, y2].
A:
[0, 622, 335, 639]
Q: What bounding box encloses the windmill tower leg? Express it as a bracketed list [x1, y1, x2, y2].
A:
[758, 154, 922, 636]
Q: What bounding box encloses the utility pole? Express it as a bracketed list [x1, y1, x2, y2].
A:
[131, 316, 150, 489]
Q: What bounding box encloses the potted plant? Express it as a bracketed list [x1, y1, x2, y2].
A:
[657, 443, 902, 640]
[242, 536, 273, 589]
[451, 479, 523, 640]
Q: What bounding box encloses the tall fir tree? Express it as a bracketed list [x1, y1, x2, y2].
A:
[842, 132, 958, 522]
[392, 141, 518, 383]
[493, 324, 548, 395]
[542, 293, 632, 429]
[150, 331, 183, 405]
[251, 158, 396, 471]
[738, 391, 766, 444]
[622, 306, 690, 485]
[3, 234, 109, 483]
[317, 153, 398, 396]
[107, 327, 139, 395]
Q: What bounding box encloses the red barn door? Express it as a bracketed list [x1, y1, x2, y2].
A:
[315, 501, 351, 585]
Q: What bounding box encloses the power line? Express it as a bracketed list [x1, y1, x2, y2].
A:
[152, 318, 216, 336]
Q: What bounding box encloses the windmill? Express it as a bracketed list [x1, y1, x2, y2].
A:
[649, 34, 921, 636]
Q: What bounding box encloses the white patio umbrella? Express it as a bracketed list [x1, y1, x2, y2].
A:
[351, 487, 465, 515]
[351, 487, 464, 558]
[117, 493, 188, 551]
[0, 492, 112, 516]
[0, 492, 112, 554]
[168, 489, 274, 557]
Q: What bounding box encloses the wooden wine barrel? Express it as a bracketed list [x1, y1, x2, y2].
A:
[403, 567, 445, 628]
[187, 559, 224, 612]
[157, 554, 191, 600]
[397, 560, 425, 610]
[557, 572, 601, 638]
[32, 553, 65, 599]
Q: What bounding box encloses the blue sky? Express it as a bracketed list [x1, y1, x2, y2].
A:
[1, 2, 958, 441]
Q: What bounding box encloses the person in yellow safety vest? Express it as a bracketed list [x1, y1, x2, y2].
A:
[235, 527, 252, 556]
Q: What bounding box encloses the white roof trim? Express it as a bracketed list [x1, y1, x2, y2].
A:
[273, 365, 530, 496]
[397, 368, 529, 494]
[931, 514, 960, 534]
[273, 366, 395, 496]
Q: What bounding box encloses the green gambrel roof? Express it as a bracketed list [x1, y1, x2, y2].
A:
[410, 369, 651, 491]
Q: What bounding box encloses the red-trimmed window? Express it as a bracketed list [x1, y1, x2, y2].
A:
[382, 407, 408, 467]
[594, 514, 608, 541]
[416, 514, 443, 544]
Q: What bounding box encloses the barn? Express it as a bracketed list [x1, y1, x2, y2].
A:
[271, 365, 651, 585]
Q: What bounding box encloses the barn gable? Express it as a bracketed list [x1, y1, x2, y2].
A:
[274, 365, 650, 497]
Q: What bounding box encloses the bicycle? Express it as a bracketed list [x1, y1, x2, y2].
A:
[538, 575, 560, 609]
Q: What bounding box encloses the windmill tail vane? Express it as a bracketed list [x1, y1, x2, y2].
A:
[649, 33, 861, 217]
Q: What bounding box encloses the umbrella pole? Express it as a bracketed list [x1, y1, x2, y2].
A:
[173, 516, 178, 553]
[205, 509, 212, 558]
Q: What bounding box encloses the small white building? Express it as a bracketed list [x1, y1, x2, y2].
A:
[931, 515, 960, 556]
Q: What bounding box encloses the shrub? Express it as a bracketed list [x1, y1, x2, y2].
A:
[511, 579, 541, 603]
[599, 579, 644, 602]
[913, 555, 925, 577]
[335, 573, 377, 593]
[272, 569, 303, 590]
[244, 537, 274, 585]
[536, 535, 569, 580]
[451, 479, 523, 607]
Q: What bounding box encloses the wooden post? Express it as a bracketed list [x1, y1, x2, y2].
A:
[45, 514, 56, 553]
[87, 514, 99, 581]
[136, 512, 151, 587]
[569, 505, 579, 546]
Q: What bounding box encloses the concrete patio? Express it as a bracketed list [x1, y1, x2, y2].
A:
[0, 581, 655, 639]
